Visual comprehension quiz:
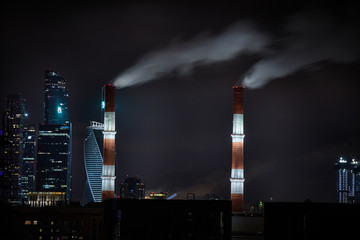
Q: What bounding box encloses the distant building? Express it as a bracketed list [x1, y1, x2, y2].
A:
[119, 176, 145, 199]
[149, 192, 167, 200]
[18, 125, 36, 203]
[35, 69, 72, 205]
[0, 93, 26, 204]
[83, 121, 104, 206]
[335, 157, 360, 203]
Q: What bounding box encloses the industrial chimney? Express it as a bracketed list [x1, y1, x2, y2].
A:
[101, 84, 116, 201]
[230, 85, 245, 213]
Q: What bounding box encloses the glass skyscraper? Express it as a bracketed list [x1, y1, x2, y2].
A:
[35, 69, 72, 205]
[44, 70, 69, 125]
[0, 93, 25, 204]
[335, 157, 360, 203]
[82, 121, 104, 205]
[36, 125, 71, 201]
[18, 125, 36, 203]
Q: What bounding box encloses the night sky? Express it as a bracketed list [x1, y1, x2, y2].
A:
[1, 2, 360, 205]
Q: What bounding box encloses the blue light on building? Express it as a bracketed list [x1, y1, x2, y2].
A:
[44, 70, 69, 125]
[35, 69, 72, 205]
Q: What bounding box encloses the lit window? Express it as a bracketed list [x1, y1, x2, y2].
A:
[39, 228, 42, 232]
[34, 220, 38, 225]
[25, 220, 31, 225]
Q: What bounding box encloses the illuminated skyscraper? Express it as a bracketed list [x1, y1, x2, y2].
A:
[18, 125, 36, 203]
[335, 157, 360, 203]
[44, 70, 69, 125]
[36, 124, 71, 203]
[82, 121, 104, 205]
[35, 70, 72, 205]
[0, 93, 25, 204]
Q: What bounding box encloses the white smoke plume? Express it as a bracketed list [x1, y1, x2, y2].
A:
[242, 11, 360, 88]
[112, 21, 270, 88]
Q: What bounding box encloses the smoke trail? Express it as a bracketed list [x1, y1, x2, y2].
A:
[242, 11, 360, 88]
[112, 21, 270, 88]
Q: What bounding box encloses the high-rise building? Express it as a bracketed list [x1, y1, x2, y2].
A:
[35, 69, 72, 205]
[83, 121, 104, 206]
[44, 70, 69, 125]
[18, 125, 36, 203]
[335, 157, 360, 203]
[36, 124, 72, 203]
[0, 93, 25, 204]
[119, 176, 145, 199]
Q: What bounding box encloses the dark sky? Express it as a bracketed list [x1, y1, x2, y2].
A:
[1, 1, 360, 205]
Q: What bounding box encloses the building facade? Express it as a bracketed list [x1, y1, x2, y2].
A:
[35, 69, 72, 205]
[83, 121, 104, 205]
[335, 157, 360, 203]
[0, 93, 26, 204]
[44, 70, 69, 125]
[18, 125, 36, 203]
[36, 124, 72, 204]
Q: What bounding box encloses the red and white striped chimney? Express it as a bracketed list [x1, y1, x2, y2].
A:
[230, 85, 245, 213]
[101, 84, 116, 201]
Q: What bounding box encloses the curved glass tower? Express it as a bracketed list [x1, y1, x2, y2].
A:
[83, 121, 104, 205]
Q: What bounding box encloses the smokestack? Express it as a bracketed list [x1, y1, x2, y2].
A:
[101, 84, 116, 201]
[230, 85, 245, 213]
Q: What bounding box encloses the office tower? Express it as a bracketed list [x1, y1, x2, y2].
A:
[335, 157, 360, 203]
[101, 84, 116, 201]
[83, 121, 104, 206]
[18, 125, 36, 203]
[0, 93, 25, 204]
[230, 85, 245, 213]
[44, 70, 69, 125]
[119, 176, 145, 199]
[36, 124, 72, 204]
[35, 69, 72, 205]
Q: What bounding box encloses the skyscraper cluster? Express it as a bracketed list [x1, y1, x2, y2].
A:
[0, 69, 72, 206]
[335, 157, 360, 203]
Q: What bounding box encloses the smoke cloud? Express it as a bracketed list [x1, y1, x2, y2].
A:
[243, 11, 360, 88]
[112, 21, 270, 88]
[113, 10, 359, 89]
